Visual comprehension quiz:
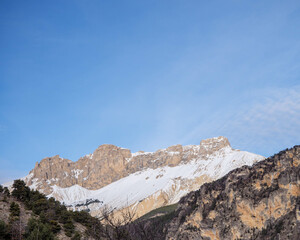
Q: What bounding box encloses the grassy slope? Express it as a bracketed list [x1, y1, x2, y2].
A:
[137, 203, 178, 221]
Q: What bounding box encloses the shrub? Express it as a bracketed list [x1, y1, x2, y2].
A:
[32, 198, 48, 215]
[0, 220, 9, 240]
[71, 231, 81, 240]
[63, 217, 75, 237]
[50, 220, 61, 234]
[72, 210, 91, 226]
[10, 202, 20, 217]
[3, 187, 10, 197]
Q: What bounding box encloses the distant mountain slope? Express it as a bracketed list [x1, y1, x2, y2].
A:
[21, 136, 264, 219]
[164, 146, 300, 239]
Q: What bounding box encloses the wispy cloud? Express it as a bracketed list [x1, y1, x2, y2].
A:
[228, 87, 300, 150]
[180, 86, 300, 156]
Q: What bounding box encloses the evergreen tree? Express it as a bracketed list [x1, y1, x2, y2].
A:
[49, 220, 61, 234]
[0, 220, 10, 240]
[63, 217, 75, 237]
[3, 187, 10, 197]
[12, 179, 30, 202]
[9, 202, 20, 217]
[32, 198, 48, 215]
[24, 218, 55, 240]
[71, 231, 81, 240]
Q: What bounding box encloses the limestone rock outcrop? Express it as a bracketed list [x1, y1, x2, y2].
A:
[164, 146, 300, 240]
[22, 136, 264, 220]
[26, 136, 232, 194]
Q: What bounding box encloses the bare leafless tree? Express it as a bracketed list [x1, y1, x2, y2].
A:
[10, 218, 25, 240]
[100, 204, 137, 240]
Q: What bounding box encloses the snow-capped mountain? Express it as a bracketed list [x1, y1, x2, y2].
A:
[20, 137, 264, 218]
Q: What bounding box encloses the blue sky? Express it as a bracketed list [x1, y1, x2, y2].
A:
[1, 0, 300, 183]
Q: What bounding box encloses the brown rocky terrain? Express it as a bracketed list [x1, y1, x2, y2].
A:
[25, 137, 237, 194]
[162, 145, 300, 239]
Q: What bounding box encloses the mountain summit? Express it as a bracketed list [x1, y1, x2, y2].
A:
[21, 137, 264, 218]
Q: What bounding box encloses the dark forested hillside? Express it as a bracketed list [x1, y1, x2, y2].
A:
[0, 180, 103, 240]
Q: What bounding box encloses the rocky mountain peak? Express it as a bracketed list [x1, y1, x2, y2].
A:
[91, 144, 131, 162]
[199, 136, 231, 154]
[200, 136, 230, 148]
[31, 155, 73, 181]
[166, 144, 183, 152]
[20, 136, 265, 221]
[23, 137, 265, 211]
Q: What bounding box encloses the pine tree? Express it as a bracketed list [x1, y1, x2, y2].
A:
[12, 180, 30, 202]
[10, 202, 20, 217]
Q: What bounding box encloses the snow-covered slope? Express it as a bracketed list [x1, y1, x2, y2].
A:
[45, 144, 264, 218]
[7, 137, 264, 218]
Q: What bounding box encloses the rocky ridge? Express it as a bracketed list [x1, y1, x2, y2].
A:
[22, 136, 265, 219]
[27, 137, 248, 193]
[164, 146, 300, 239]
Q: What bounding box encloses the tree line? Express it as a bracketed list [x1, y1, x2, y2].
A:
[0, 180, 176, 240]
